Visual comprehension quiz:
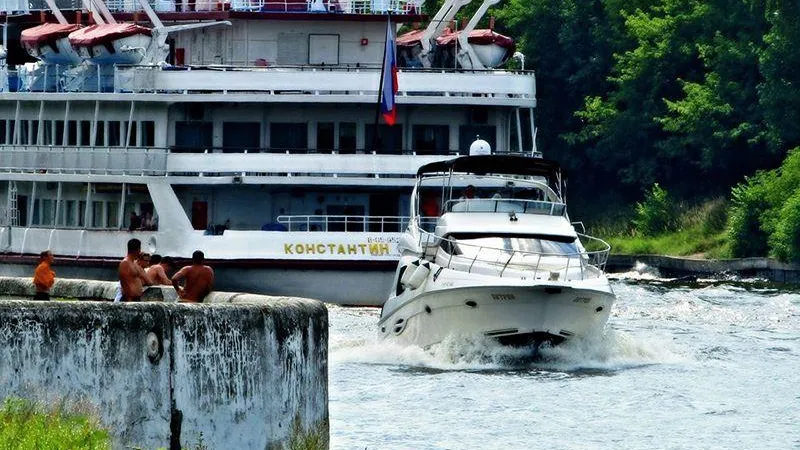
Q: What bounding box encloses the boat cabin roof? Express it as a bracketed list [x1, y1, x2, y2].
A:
[436, 213, 577, 240]
[416, 155, 562, 179]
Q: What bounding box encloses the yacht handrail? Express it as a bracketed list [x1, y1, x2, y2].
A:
[442, 197, 566, 216]
[416, 228, 610, 280]
[277, 214, 411, 232]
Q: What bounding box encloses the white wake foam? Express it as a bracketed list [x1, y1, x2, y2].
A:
[330, 327, 685, 374]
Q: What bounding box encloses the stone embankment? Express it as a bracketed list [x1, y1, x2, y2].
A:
[0, 276, 328, 450]
[607, 255, 800, 283]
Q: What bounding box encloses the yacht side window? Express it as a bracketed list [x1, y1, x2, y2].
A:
[439, 238, 461, 255]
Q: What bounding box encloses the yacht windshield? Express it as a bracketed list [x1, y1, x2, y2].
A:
[447, 234, 579, 258]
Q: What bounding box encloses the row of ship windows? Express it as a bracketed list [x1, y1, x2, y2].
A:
[174, 121, 498, 153]
[0, 119, 501, 153]
[16, 198, 152, 230]
[0, 120, 156, 147]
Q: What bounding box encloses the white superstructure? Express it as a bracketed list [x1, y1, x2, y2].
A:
[0, 0, 536, 304]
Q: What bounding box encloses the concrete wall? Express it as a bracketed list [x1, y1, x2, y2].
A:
[0, 277, 328, 450]
[607, 255, 800, 284]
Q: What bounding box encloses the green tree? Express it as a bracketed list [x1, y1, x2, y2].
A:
[633, 183, 676, 236]
[728, 148, 800, 259]
[760, 0, 800, 151]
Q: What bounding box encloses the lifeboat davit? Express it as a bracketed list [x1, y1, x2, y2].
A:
[21, 23, 84, 65]
[68, 23, 152, 65]
[435, 29, 515, 68]
[397, 28, 515, 68]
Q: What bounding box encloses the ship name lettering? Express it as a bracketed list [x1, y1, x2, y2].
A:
[369, 243, 390, 255]
[282, 242, 389, 256]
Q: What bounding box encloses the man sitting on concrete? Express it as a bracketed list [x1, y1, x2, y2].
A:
[33, 250, 55, 301]
[172, 250, 214, 303]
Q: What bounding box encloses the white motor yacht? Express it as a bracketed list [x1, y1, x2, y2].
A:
[379, 149, 616, 347]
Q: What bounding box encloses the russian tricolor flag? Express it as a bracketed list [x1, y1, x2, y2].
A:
[380, 19, 398, 126]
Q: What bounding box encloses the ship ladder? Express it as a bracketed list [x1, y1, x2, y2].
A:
[6, 181, 18, 226]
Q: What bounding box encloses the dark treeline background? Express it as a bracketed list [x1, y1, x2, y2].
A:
[446, 0, 800, 219]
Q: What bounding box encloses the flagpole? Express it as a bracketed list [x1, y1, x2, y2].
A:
[373, 14, 391, 152]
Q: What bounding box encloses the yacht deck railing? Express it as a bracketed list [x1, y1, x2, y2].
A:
[443, 198, 566, 217]
[418, 229, 610, 280]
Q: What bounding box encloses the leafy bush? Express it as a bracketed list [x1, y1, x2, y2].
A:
[727, 176, 770, 257]
[633, 183, 676, 236]
[0, 397, 111, 450]
[727, 148, 800, 260]
[769, 189, 800, 262]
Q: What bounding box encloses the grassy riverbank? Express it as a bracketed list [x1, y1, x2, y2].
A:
[588, 198, 731, 259]
[0, 397, 111, 450]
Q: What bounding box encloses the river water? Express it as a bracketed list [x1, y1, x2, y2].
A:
[328, 273, 800, 449]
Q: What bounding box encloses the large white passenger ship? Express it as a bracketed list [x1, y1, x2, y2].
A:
[0, 0, 536, 304]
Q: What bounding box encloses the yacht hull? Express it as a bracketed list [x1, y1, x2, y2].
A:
[379, 263, 615, 348]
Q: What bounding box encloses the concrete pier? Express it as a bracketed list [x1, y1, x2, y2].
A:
[607, 255, 800, 284]
[0, 277, 328, 450]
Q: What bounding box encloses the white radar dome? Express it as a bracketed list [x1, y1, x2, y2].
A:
[469, 138, 491, 156]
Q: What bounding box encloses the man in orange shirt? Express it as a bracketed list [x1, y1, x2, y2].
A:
[33, 250, 55, 300]
[172, 250, 214, 303]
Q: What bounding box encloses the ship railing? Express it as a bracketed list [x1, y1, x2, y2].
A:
[443, 198, 566, 217]
[277, 214, 410, 232]
[0, 0, 82, 13]
[8, 0, 420, 14]
[7, 0, 423, 14]
[170, 145, 464, 156]
[110, 64, 534, 99]
[417, 229, 611, 280]
[5, 64, 115, 93]
[1, 63, 534, 98]
[0, 145, 168, 175]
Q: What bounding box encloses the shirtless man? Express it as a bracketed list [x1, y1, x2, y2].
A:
[146, 254, 173, 285]
[119, 238, 150, 301]
[172, 250, 214, 303]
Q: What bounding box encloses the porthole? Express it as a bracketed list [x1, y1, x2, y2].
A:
[465, 300, 477, 308]
[424, 305, 432, 314]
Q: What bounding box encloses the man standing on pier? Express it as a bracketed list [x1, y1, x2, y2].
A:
[119, 238, 150, 302]
[172, 250, 214, 303]
[146, 254, 173, 285]
[33, 250, 55, 300]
